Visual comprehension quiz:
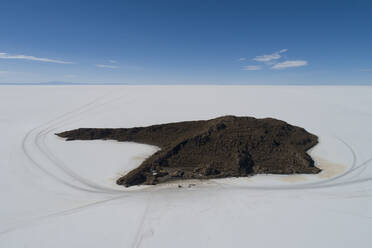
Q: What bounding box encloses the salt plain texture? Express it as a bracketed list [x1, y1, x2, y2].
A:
[0, 85, 371, 248]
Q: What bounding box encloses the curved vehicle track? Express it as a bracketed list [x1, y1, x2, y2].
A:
[4, 91, 372, 237]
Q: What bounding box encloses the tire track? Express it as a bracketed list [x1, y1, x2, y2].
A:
[131, 195, 152, 248]
[23, 90, 149, 194]
[2, 90, 159, 236]
[12, 89, 372, 240]
[21, 92, 115, 193]
[33, 93, 134, 194]
[0, 194, 129, 235]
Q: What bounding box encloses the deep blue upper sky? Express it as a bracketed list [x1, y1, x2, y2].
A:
[0, 0, 371, 84]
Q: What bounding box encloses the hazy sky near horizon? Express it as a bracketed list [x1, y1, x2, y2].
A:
[0, 0, 371, 84]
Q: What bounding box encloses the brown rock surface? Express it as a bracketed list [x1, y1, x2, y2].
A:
[56, 116, 320, 187]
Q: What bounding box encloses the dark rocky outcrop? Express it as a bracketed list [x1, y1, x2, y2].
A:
[56, 116, 320, 187]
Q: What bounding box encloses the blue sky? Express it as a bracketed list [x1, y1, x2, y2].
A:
[0, 0, 371, 84]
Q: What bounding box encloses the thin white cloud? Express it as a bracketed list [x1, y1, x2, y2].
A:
[0, 52, 73, 64]
[360, 68, 372, 72]
[242, 65, 261, 71]
[0, 70, 9, 74]
[109, 60, 117, 63]
[271, 60, 308, 69]
[238, 57, 246, 61]
[253, 49, 288, 62]
[253, 53, 280, 62]
[96, 64, 119, 69]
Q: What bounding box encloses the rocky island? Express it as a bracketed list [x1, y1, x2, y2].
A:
[56, 116, 320, 187]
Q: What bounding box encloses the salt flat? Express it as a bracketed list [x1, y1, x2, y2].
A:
[0, 85, 371, 248]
